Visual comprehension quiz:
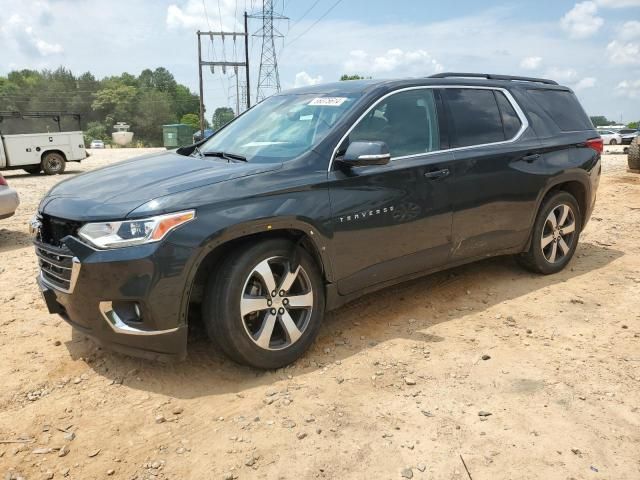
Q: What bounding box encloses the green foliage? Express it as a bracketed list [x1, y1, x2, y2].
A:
[211, 107, 235, 131]
[627, 121, 638, 129]
[590, 116, 615, 127]
[180, 113, 200, 130]
[0, 67, 202, 147]
[340, 74, 370, 81]
[83, 121, 109, 146]
[134, 90, 176, 145]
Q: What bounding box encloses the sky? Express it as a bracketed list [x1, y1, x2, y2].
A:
[0, 0, 639, 122]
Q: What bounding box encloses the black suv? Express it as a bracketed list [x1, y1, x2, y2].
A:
[33, 73, 601, 368]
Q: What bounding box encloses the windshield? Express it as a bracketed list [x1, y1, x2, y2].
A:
[200, 93, 360, 163]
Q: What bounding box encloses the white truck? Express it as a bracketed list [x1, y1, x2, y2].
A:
[0, 112, 88, 175]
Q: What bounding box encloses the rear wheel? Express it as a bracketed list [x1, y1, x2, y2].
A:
[517, 191, 582, 274]
[610, 139, 617, 145]
[23, 166, 41, 174]
[628, 138, 640, 171]
[41, 152, 66, 175]
[203, 239, 325, 369]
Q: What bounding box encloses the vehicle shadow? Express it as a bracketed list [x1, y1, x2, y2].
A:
[2, 170, 83, 179]
[66, 241, 623, 399]
[0, 228, 33, 253]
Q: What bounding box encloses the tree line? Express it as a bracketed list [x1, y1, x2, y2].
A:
[0, 67, 228, 146]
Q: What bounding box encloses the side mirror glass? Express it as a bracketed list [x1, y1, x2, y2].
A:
[338, 141, 391, 167]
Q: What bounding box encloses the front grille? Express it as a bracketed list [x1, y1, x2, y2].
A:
[40, 215, 82, 248]
[35, 240, 76, 292]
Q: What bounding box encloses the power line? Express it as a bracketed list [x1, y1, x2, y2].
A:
[288, 0, 321, 31]
[283, 0, 342, 49]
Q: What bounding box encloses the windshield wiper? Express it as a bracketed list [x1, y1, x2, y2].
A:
[202, 150, 247, 162]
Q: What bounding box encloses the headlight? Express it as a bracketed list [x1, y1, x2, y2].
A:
[78, 210, 195, 249]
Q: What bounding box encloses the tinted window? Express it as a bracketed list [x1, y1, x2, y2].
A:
[495, 91, 522, 139]
[527, 89, 593, 131]
[348, 89, 440, 158]
[443, 89, 505, 148]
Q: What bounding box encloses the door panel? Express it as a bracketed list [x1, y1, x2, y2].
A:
[328, 153, 454, 295]
[448, 133, 546, 260]
[440, 87, 545, 260]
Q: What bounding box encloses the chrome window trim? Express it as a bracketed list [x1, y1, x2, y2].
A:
[328, 85, 529, 172]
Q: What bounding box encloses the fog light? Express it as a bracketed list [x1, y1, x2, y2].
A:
[112, 301, 143, 324]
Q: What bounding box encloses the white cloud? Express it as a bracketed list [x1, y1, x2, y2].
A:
[619, 20, 640, 41]
[167, 0, 239, 30]
[294, 71, 323, 88]
[561, 1, 604, 38]
[606, 40, 640, 64]
[520, 56, 542, 70]
[344, 48, 443, 76]
[595, 0, 640, 7]
[574, 77, 597, 90]
[545, 67, 578, 82]
[615, 79, 640, 98]
[0, 14, 63, 57]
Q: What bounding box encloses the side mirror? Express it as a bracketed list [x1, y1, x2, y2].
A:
[337, 141, 391, 167]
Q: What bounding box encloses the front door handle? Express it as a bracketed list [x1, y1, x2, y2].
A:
[522, 153, 541, 163]
[424, 168, 450, 180]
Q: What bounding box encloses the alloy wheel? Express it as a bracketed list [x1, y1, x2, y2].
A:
[240, 256, 314, 351]
[540, 203, 576, 263]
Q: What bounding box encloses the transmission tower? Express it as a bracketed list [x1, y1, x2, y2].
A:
[250, 1, 288, 102]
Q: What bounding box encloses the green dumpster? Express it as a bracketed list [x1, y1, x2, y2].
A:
[162, 124, 195, 149]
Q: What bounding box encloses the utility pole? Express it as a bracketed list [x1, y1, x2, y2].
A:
[196, 13, 251, 133]
[250, 1, 287, 102]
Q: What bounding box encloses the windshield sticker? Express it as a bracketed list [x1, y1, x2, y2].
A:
[308, 97, 348, 106]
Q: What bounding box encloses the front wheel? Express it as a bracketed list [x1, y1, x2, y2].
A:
[517, 191, 582, 274]
[41, 152, 66, 175]
[203, 239, 325, 369]
[610, 139, 617, 145]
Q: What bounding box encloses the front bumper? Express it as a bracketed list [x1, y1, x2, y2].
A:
[0, 187, 19, 219]
[37, 236, 194, 361]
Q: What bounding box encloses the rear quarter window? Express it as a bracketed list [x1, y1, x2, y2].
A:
[526, 89, 593, 132]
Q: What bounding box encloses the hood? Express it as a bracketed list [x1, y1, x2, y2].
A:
[40, 150, 281, 221]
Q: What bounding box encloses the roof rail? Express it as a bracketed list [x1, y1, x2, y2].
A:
[429, 72, 558, 86]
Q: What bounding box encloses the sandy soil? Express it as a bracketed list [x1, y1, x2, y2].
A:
[0, 148, 639, 480]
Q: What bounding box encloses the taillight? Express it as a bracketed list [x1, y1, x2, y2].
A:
[586, 137, 603, 153]
[0, 175, 7, 186]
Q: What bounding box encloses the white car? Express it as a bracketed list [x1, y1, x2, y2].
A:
[0, 173, 19, 220]
[598, 129, 622, 145]
[89, 139, 105, 149]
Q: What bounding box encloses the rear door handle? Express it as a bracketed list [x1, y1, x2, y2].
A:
[424, 168, 450, 180]
[522, 153, 541, 163]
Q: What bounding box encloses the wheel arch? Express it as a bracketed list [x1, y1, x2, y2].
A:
[41, 149, 67, 162]
[182, 222, 333, 330]
[523, 175, 590, 251]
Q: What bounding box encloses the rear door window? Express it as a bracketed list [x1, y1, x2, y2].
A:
[442, 89, 505, 148]
[526, 89, 593, 131]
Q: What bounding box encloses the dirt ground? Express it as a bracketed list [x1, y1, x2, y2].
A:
[0, 148, 639, 480]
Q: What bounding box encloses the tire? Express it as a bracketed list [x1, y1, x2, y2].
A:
[23, 166, 41, 174]
[203, 239, 325, 369]
[517, 191, 582, 275]
[41, 152, 66, 175]
[628, 138, 640, 171]
[610, 139, 617, 145]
